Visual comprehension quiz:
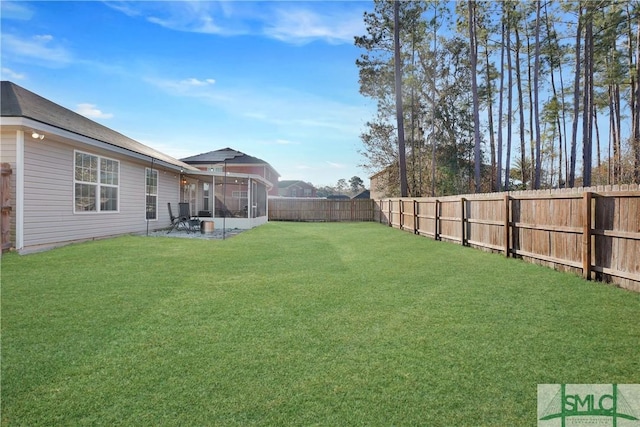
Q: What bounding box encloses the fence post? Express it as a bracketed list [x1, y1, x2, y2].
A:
[399, 199, 404, 229]
[582, 191, 592, 280]
[504, 193, 510, 258]
[388, 200, 392, 227]
[435, 199, 440, 240]
[461, 197, 466, 246]
[413, 199, 418, 234]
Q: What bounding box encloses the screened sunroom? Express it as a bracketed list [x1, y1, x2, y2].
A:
[179, 171, 271, 230]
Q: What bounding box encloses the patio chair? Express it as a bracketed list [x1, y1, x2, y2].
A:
[178, 202, 201, 233]
[167, 202, 186, 234]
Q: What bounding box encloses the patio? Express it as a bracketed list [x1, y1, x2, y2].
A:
[143, 227, 246, 240]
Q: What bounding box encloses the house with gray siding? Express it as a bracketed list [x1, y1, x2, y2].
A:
[0, 81, 270, 253]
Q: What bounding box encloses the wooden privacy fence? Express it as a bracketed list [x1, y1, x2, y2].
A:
[375, 185, 640, 292]
[269, 198, 375, 222]
[1, 163, 12, 253]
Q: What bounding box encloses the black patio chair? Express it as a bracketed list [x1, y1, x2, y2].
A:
[178, 202, 201, 233]
[167, 202, 186, 234]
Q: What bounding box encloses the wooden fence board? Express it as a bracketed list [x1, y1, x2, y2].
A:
[268, 199, 375, 223]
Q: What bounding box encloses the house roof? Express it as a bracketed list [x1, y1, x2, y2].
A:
[0, 81, 196, 171]
[278, 180, 315, 189]
[352, 190, 371, 199]
[182, 147, 267, 165]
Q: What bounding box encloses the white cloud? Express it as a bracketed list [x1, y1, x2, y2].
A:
[145, 76, 228, 104]
[276, 139, 296, 145]
[0, 1, 34, 20]
[1, 33, 72, 66]
[264, 7, 364, 45]
[181, 78, 216, 87]
[147, 75, 370, 141]
[75, 104, 114, 119]
[1, 67, 26, 80]
[105, 1, 364, 45]
[326, 161, 347, 169]
[106, 1, 233, 35]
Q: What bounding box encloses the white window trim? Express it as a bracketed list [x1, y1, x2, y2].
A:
[73, 150, 120, 214]
[146, 167, 158, 221]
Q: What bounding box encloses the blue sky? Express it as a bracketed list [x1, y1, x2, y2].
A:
[1, 0, 376, 187]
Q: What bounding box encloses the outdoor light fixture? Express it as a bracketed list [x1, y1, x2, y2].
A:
[31, 131, 44, 140]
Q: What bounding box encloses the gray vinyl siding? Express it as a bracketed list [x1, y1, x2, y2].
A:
[22, 137, 180, 249]
[0, 131, 17, 247]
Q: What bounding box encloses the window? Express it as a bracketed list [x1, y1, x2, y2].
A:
[74, 151, 119, 213]
[203, 183, 210, 211]
[146, 168, 158, 220]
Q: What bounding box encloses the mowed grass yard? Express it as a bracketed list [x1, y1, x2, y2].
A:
[1, 222, 639, 426]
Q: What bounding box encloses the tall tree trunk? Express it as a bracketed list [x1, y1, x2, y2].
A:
[469, 1, 482, 192]
[582, 8, 593, 187]
[484, 30, 497, 191]
[569, 6, 583, 188]
[635, 13, 640, 183]
[533, 0, 542, 188]
[515, 24, 527, 188]
[609, 84, 620, 183]
[558, 46, 569, 186]
[505, 5, 513, 191]
[544, 2, 565, 187]
[393, 0, 408, 197]
[594, 106, 601, 176]
[497, 17, 505, 192]
[430, 4, 438, 196]
[527, 23, 535, 187]
[409, 31, 417, 196]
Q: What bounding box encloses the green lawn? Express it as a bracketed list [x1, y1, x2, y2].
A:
[1, 222, 638, 426]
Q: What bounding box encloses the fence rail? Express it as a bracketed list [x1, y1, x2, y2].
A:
[376, 185, 640, 292]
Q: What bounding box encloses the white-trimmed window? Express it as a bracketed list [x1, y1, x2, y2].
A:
[203, 183, 210, 211]
[74, 151, 119, 213]
[146, 168, 158, 220]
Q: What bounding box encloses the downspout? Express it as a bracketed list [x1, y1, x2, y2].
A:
[16, 130, 24, 251]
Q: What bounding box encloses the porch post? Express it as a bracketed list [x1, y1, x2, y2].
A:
[247, 177, 251, 219]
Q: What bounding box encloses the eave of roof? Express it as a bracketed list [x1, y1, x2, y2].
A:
[181, 147, 280, 176]
[0, 81, 196, 172]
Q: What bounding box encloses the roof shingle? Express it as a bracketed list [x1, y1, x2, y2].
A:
[1, 81, 195, 171]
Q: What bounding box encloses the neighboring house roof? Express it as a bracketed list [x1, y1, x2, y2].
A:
[182, 147, 279, 174]
[0, 81, 195, 171]
[278, 180, 315, 189]
[352, 190, 370, 199]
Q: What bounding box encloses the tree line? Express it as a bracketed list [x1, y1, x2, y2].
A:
[316, 176, 366, 198]
[356, 0, 640, 197]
